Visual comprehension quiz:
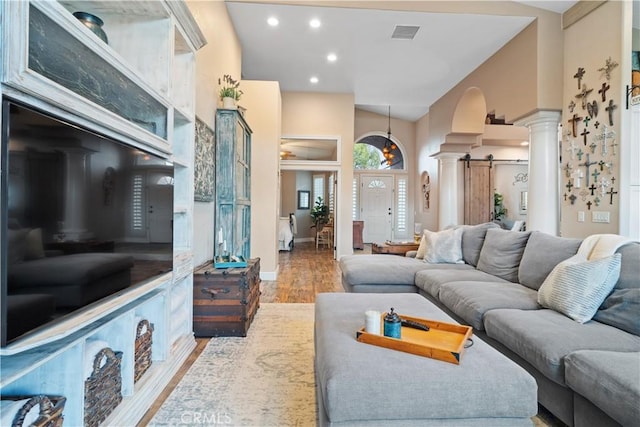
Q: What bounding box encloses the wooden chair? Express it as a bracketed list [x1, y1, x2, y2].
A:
[316, 224, 333, 249]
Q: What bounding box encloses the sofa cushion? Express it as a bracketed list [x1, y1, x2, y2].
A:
[422, 227, 464, 264]
[339, 254, 434, 287]
[7, 253, 134, 289]
[538, 254, 621, 323]
[565, 350, 640, 427]
[518, 231, 582, 290]
[476, 229, 531, 282]
[414, 268, 505, 299]
[438, 281, 539, 330]
[484, 309, 640, 385]
[461, 222, 500, 267]
[593, 242, 640, 336]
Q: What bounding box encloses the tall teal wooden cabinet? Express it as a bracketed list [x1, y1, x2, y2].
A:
[215, 109, 252, 260]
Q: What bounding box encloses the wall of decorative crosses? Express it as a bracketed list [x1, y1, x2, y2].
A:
[562, 56, 619, 230]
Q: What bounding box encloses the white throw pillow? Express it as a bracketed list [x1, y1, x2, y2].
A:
[538, 253, 621, 323]
[422, 227, 464, 264]
[415, 234, 427, 259]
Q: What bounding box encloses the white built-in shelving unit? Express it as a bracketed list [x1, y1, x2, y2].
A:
[0, 1, 205, 424]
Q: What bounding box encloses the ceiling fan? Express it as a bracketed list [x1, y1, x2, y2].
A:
[280, 150, 297, 160]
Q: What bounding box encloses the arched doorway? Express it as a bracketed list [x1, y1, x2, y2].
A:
[353, 134, 410, 243]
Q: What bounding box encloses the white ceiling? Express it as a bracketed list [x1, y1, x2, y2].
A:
[226, 1, 577, 122]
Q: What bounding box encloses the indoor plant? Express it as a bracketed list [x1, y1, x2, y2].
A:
[493, 191, 507, 221]
[218, 74, 243, 108]
[310, 196, 330, 229]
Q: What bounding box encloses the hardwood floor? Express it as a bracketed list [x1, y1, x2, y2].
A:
[137, 241, 350, 425]
[261, 241, 349, 303]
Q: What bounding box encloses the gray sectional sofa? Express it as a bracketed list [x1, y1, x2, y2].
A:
[339, 223, 640, 427]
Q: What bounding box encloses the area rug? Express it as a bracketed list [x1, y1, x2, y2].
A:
[149, 303, 316, 427]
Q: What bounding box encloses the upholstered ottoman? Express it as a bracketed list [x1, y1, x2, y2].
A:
[315, 293, 538, 426]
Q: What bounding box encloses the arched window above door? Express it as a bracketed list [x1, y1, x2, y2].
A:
[353, 135, 404, 170]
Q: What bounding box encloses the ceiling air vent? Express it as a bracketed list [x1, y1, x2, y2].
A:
[391, 25, 420, 40]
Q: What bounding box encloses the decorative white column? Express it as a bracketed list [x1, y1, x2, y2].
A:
[434, 152, 464, 230]
[515, 110, 562, 235]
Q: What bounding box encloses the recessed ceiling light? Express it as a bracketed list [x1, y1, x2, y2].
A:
[267, 17, 279, 27]
[327, 53, 337, 62]
[310, 76, 319, 84]
[309, 18, 321, 28]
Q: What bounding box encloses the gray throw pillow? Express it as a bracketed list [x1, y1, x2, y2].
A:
[593, 288, 640, 335]
[613, 242, 640, 289]
[518, 232, 582, 290]
[461, 222, 500, 267]
[538, 254, 622, 323]
[476, 228, 530, 282]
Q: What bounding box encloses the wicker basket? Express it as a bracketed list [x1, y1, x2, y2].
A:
[134, 319, 153, 383]
[2, 395, 66, 427]
[84, 347, 122, 427]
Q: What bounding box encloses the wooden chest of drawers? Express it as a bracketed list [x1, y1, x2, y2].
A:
[192, 258, 260, 337]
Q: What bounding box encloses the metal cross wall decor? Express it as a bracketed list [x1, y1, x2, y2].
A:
[573, 67, 586, 89]
[580, 154, 597, 186]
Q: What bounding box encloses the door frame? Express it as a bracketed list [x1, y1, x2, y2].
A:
[280, 163, 341, 259]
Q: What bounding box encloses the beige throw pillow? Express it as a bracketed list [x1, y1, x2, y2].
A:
[24, 228, 45, 260]
[422, 228, 464, 264]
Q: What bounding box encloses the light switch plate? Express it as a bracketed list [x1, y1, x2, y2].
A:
[578, 211, 585, 222]
[592, 211, 611, 223]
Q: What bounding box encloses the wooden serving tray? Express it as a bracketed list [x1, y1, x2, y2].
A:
[356, 313, 473, 364]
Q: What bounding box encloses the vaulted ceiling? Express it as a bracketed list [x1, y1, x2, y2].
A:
[226, 1, 579, 121]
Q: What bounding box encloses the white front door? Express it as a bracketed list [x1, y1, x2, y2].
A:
[360, 175, 394, 243]
[147, 185, 173, 243]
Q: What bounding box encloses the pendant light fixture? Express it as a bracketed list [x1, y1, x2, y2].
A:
[381, 105, 397, 166]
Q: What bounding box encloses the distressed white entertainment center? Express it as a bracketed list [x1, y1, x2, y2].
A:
[0, 1, 204, 425]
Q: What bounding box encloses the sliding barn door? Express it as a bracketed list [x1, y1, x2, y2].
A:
[464, 161, 494, 225]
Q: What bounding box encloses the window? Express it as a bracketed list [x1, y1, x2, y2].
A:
[353, 138, 404, 170]
[131, 174, 144, 231]
[368, 179, 386, 189]
[313, 174, 324, 205]
[396, 178, 407, 233]
[352, 178, 358, 220]
[328, 173, 335, 213]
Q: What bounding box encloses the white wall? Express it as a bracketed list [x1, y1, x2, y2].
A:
[281, 92, 355, 259]
[188, 0, 242, 267]
[561, 1, 623, 238]
[242, 80, 282, 279]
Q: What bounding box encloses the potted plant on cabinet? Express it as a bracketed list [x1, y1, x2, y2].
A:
[218, 74, 243, 109]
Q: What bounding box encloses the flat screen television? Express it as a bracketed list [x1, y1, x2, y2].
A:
[1, 99, 174, 348]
